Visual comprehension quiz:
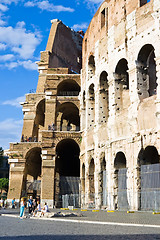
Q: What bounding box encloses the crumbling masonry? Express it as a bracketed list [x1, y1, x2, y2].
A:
[7, 0, 160, 210]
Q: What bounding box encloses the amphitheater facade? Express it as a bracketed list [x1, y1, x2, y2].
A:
[7, 0, 160, 210]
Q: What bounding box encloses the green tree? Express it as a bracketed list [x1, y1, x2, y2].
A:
[0, 178, 9, 194]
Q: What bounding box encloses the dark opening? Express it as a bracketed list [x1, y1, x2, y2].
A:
[114, 152, 126, 169]
[56, 102, 80, 131]
[139, 146, 159, 165]
[57, 80, 80, 96]
[140, 0, 150, 7]
[55, 139, 80, 177]
[115, 58, 129, 89]
[26, 147, 42, 179]
[137, 44, 157, 99]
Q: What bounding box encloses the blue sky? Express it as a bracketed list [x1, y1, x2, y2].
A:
[0, 0, 103, 150]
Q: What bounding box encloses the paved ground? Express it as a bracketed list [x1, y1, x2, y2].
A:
[1, 214, 160, 240]
[1, 208, 160, 226]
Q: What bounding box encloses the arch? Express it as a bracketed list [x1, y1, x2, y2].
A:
[139, 146, 159, 165]
[25, 147, 42, 179]
[32, 99, 45, 140]
[57, 79, 80, 96]
[99, 71, 109, 123]
[88, 55, 95, 79]
[114, 151, 126, 169]
[115, 58, 129, 90]
[54, 138, 80, 207]
[89, 158, 95, 203]
[137, 44, 157, 100]
[114, 59, 129, 112]
[55, 138, 80, 177]
[138, 146, 160, 210]
[114, 151, 128, 210]
[56, 102, 80, 131]
[88, 84, 95, 127]
[82, 163, 85, 193]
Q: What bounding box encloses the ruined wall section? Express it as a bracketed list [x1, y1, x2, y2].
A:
[81, 0, 160, 209]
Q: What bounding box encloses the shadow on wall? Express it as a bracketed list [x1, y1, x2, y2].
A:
[0, 235, 160, 240]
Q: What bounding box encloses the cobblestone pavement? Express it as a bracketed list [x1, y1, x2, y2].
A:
[0, 214, 160, 240]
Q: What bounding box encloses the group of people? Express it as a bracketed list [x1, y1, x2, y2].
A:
[0, 198, 7, 209]
[20, 196, 49, 219]
[21, 135, 38, 142]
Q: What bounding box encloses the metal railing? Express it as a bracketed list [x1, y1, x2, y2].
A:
[48, 125, 80, 132]
[57, 91, 79, 96]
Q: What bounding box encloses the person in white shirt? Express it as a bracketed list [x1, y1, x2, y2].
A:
[41, 202, 49, 216]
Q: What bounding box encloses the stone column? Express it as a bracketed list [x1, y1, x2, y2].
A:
[7, 159, 26, 205]
[45, 93, 56, 129]
[41, 150, 55, 208]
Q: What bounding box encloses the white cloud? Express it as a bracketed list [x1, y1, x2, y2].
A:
[0, 3, 8, 11]
[0, 22, 41, 59]
[0, 54, 14, 61]
[0, 43, 6, 50]
[24, 0, 74, 12]
[0, 118, 23, 150]
[2, 95, 25, 108]
[4, 59, 38, 70]
[72, 22, 88, 31]
[83, 0, 103, 12]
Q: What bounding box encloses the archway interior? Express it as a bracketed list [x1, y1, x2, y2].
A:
[55, 139, 80, 206]
[32, 99, 45, 140]
[89, 158, 95, 201]
[24, 147, 42, 198]
[99, 71, 109, 123]
[140, 146, 159, 165]
[114, 152, 128, 210]
[88, 55, 95, 78]
[25, 147, 42, 179]
[137, 44, 157, 99]
[57, 80, 80, 96]
[56, 102, 80, 131]
[100, 157, 107, 206]
[115, 59, 129, 90]
[82, 163, 85, 193]
[139, 146, 160, 210]
[88, 84, 95, 127]
[56, 139, 80, 177]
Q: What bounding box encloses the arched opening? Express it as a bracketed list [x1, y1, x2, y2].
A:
[56, 102, 80, 131]
[100, 156, 107, 207]
[57, 80, 80, 96]
[81, 91, 86, 129]
[114, 152, 128, 210]
[82, 163, 85, 193]
[88, 84, 95, 128]
[55, 139, 80, 207]
[114, 59, 129, 112]
[137, 44, 157, 100]
[23, 147, 42, 198]
[99, 71, 109, 123]
[89, 158, 95, 205]
[32, 99, 45, 141]
[88, 55, 95, 79]
[139, 146, 160, 210]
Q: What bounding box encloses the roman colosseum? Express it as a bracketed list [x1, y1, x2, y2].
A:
[80, 0, 160, 211]
[7, 0, 160, 211]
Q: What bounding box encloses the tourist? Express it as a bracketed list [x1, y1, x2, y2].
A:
[32, 199, 37, 211]
[41, 202, 49, 216]
[12, 198, 15, 208]
[28, 196, 33, 215]
[20, 198, 25, 219]
[33, 201, 41, 216]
